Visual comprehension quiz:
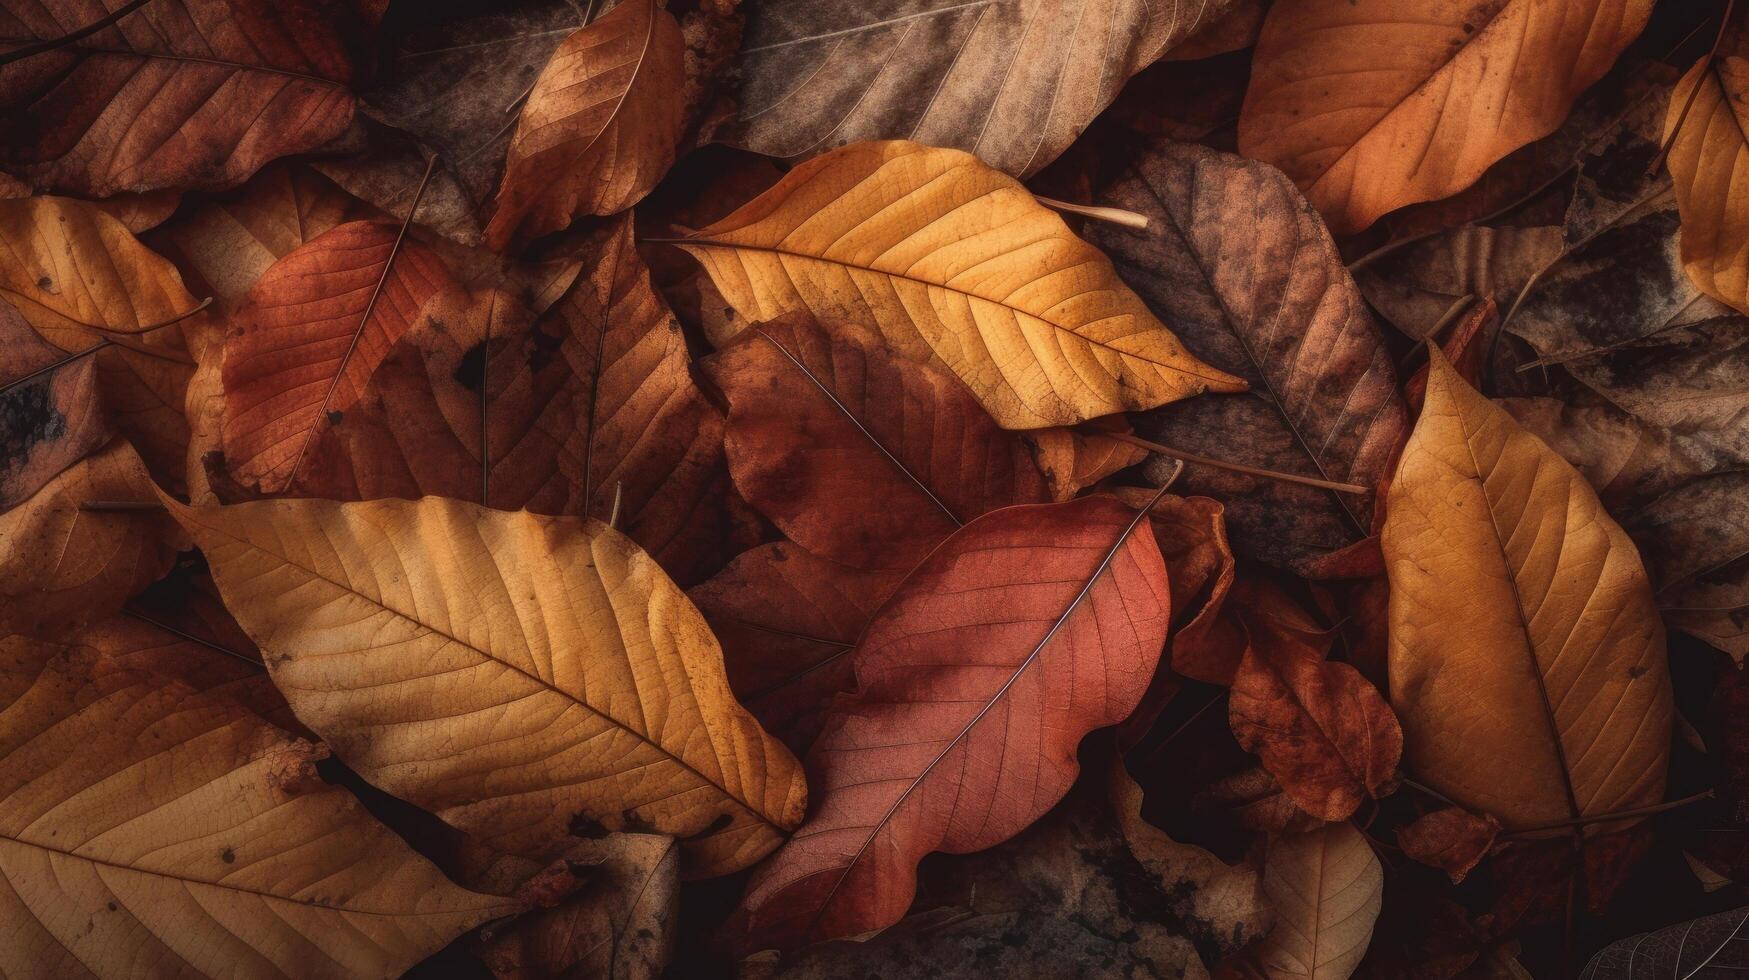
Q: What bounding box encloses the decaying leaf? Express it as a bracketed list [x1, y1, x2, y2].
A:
[1581, 905, 1749, 978]
[729, 0, 1240, 179]
[1398, 807, 1503, 884]
[1091, 141, 1405, 567]
[167, 493, 807, 877]
[0, 640, 514, 979]
[702, 314, 1048, 572]
[1665, 15, 1749, 317]
[1223, 822, 1383, 980]
[1355, 225, 1564, 341]
[737, 494, 1171, 949]
[0, 0, 368, 196]
[487, 0, 688, 249]
[1240, 0, 1654, 233]
[0, 299, 106, 510]
[675, 139, 1243, 428]
[1383, 351, 1673, 834]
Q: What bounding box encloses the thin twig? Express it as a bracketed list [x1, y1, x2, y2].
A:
[1401, 778, 1459, 808]
[0, 0, 156, 67]
[1505, 789, 1716, 837]
[1100, 430, 1370, 494]
[1034, 196, 1150, 231]
[607, 481, 624, 530]
[121, 607, 264, 669]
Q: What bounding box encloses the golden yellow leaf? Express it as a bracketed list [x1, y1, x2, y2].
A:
[1239, 0, 1653, 234]
[164, 493, 807, 877]
[0, 441, 184, 638]
[0, 196, 201, 486]
[1665, 25, 1749, 316]
[672, 140, 1242, 429]
[1238, 823, 1382, 980]
[1383, 351, 1673, 834]
[486, 0, 686, 249]
[0, 639, 513, 980]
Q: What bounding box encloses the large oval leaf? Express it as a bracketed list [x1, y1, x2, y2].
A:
[166, 493, 808, 877]
[1382, 351, 1673, 833]
[674, 140, 1243, 429]
[737, 494, 1171, 948]
[0, 639, 512, 979]
[1239, 0, 1653, 233]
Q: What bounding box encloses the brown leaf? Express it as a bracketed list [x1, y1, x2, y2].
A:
[1201, 766, 1324, 837]
[1019, 418, 1150, 502]
[688, 542, 901, 754]
[1665, 14, 1749, 317]
[0, 299, 107, 510]
[1220, 823, 1383, 980]
[1356, 226, 1561, 341]
[486, 0, 687, 249]
[736, 494, 1171, 949]
[1228, 582, 1402, 822]
[1090, 141, 1406, 568]
[1485, 827, 1652, 936]
[1109, 487, 1238, 690]
[1239, 0, 1654, 233]
[1398, 808, 1503, 884]
[0, 0, 368, 196]
[702, 313, 1049, 572]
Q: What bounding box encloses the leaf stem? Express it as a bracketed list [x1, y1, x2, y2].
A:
[0, 0, 157, 67]
[1098, 430, 1370, 494]
[121, 606, 264, 669]
[1505, 789, 1716, 837]
[1034, 196, 1150, 231]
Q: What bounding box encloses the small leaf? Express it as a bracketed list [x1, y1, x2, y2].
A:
[1224, 823, 1383, 980]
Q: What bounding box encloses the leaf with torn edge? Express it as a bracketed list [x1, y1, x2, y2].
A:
[1239, 0, 1654, 234]
[486, 0, 687, 249]
[1090, 141, 1405, 567]
[0, 639, 513, 980]
[736, 494, 1171, 948]
[1383, 350, 1673, 834]
[702, 313, 1049, 572]
[0, 0, 367, 196]
[674, 140, 1243, 429]
[166, 493, 808, 877]
[729, 0, 1240, 178]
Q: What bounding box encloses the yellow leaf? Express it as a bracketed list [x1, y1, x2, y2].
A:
[1241, 823, 1382, 980]
[1665, 27, 1749, 316]
[673, 140, 1243, 429]
[486, 0, 687, 249]
[1383, 351, 1673, 834]
[164, 493, 807, 877]
[0, 639, 513, 980]
[0, 441, 184, 638]
[0, 196, 201, 486]
[1239, 0, 1653, 234]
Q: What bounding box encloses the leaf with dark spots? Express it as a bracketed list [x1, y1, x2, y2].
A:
[1090, 141, 1405, 568]
[0, 299, 107, 509]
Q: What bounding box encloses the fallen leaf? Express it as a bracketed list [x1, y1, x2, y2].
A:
[1581, 905, 1749, 978]
[0, 299, 107, 510]
[1383, 350, 1673, 834]
[688, 542, 902, 754]
[1355, 225, 1563, 341]
[0, 639, 513, 978]
[701, 313, 1049, 571]
[1090, 141, 1405, 568]
[0, 0, 368, 196]
[166, 493, 808, 877]
[1485, 826, 1652, 935]
[1020, 420, 1150, 502]
[1239, 0, 1654, 233]
[1167, 0, 1265, 61]
[1665, 15, 1749, 316]
[1200, 765, 1324, 837]
[1398, 808, 1503, 883]
[487, 0, 687, 249]
[727, 0, 1239, 178]
[480, 835, 678, 980]
[1228, 582, 1402, 822]
[1111, 759, 1273, 957]
[736, 494, 1171, 949]
[674, 139, 1242, 428]
[1629, 471, 1749, 662]
[1221, 822, 1383, 980]
[0, 441, 183, 638]
[0, 196, 198, 489]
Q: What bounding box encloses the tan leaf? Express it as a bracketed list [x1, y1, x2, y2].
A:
[486, 0, 687, 249]
[0, 441, 184, 638]
[1239, 0, 1653, 233]
[0, 299, 108, 510]
[0, 640, 513, 980]
[1382, 351, 1673, 834]
[0, 196, 199, 488]
[1224, 823, 1383, 980]
[1665, 20, 1749, 316]
[165, 493, 808, 877]
[1021, 421, 1150, 502]
[673, 140, 1243, 428]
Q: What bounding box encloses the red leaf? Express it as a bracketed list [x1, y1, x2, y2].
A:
[736, 494, 1171, 949]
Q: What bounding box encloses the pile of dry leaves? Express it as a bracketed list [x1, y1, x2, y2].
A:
[3, 0, 1748, 977]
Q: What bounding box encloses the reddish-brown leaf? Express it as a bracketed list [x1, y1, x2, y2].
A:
[1228, 582, 1402, 821]
[1200, 766, 1324, 837]
[0, 298, 107, 509]
[688, 542, 902, 753]
[1398, 807, 1502, 884]
[0, 0, 367, 196]
[736, 495, 1172, 950]
[701, 314, 1049, 572]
